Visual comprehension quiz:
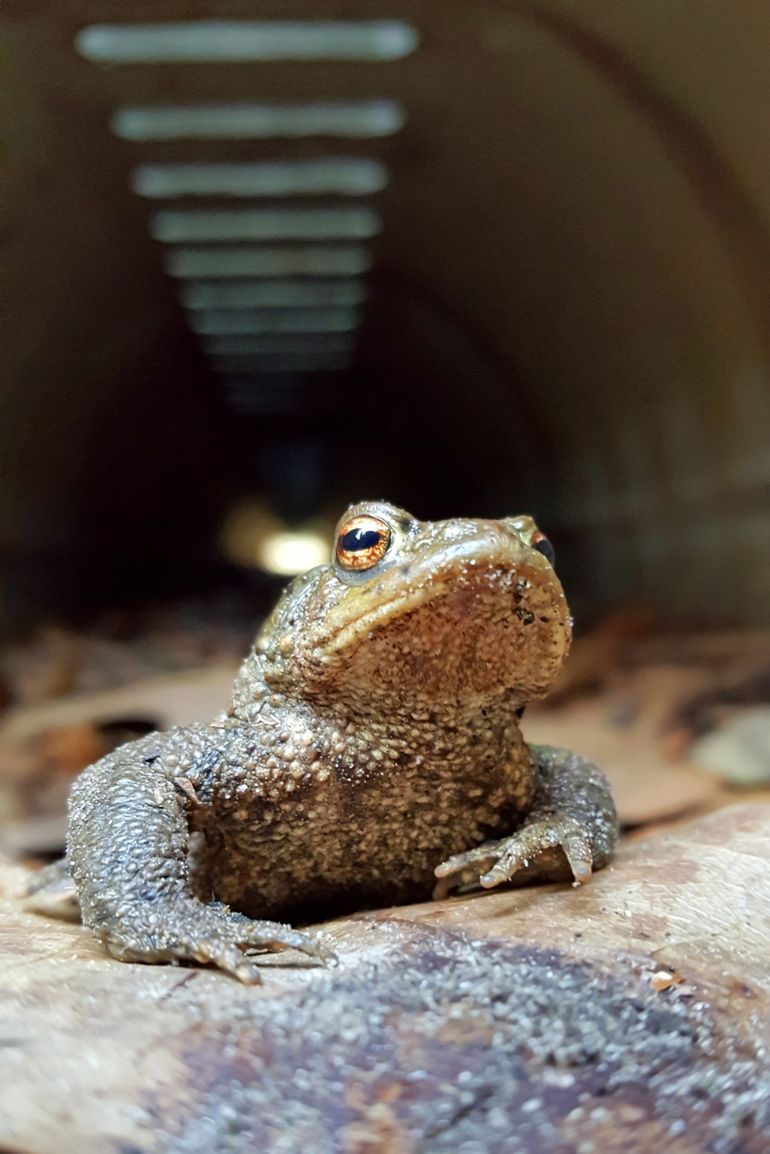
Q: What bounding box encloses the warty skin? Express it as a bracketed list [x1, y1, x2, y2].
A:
[33, 501, 618, 982]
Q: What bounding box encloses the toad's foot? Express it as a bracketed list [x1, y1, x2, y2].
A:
[103, 903, 332, 985]
[433, 744, 618, 899]
[65, 733, 336, 983]
[433, 815, 593, 898]
[23, 857, 81, 921]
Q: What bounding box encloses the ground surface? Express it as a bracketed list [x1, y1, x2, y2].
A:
[0, 805, 768, 1153]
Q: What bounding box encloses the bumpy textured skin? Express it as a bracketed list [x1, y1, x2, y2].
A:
[61, 502, 618, 982]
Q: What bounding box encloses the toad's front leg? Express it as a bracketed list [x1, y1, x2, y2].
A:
[67, 729, 326, 983]
[433, 745, 618, 898]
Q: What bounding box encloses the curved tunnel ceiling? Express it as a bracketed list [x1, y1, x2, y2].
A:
[2, 1, 770, 629]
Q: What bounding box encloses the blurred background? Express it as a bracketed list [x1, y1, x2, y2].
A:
[1, 2, 769, 858]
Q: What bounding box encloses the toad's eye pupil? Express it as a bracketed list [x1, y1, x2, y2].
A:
[340, 528, 382, 552]
[533, 534, 555, 565]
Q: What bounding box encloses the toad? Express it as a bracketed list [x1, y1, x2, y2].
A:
[30, 502, 618, 982]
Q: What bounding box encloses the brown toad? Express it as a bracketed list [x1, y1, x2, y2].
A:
[31, 502, 618, 982]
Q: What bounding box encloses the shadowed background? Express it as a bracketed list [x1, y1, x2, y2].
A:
[2, 1, 770, 634]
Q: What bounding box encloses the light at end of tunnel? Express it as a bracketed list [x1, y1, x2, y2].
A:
[112, 101, 406, 141]
[260, 528, 330, 574]
[132, 160, 388, 199]
[221, 505, 333, 574]
[258, 531, 330, 576]
[76, 22, 419, 65]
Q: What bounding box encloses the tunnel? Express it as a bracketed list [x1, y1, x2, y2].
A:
[3, 2, 770, 635]
[4, 9, 770, 1152]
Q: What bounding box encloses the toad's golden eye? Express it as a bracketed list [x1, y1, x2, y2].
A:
[531, 530, 555, 566]
[336, 515, 391, 571]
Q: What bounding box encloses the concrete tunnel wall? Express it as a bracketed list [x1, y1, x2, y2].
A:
[2, 1, 770, 633]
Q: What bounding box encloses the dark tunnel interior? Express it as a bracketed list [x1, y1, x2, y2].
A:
[3, 1, 770, 636]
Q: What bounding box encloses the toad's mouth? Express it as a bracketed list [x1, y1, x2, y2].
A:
[324, 579, 450, 653]
[320, 535, 555, 655]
